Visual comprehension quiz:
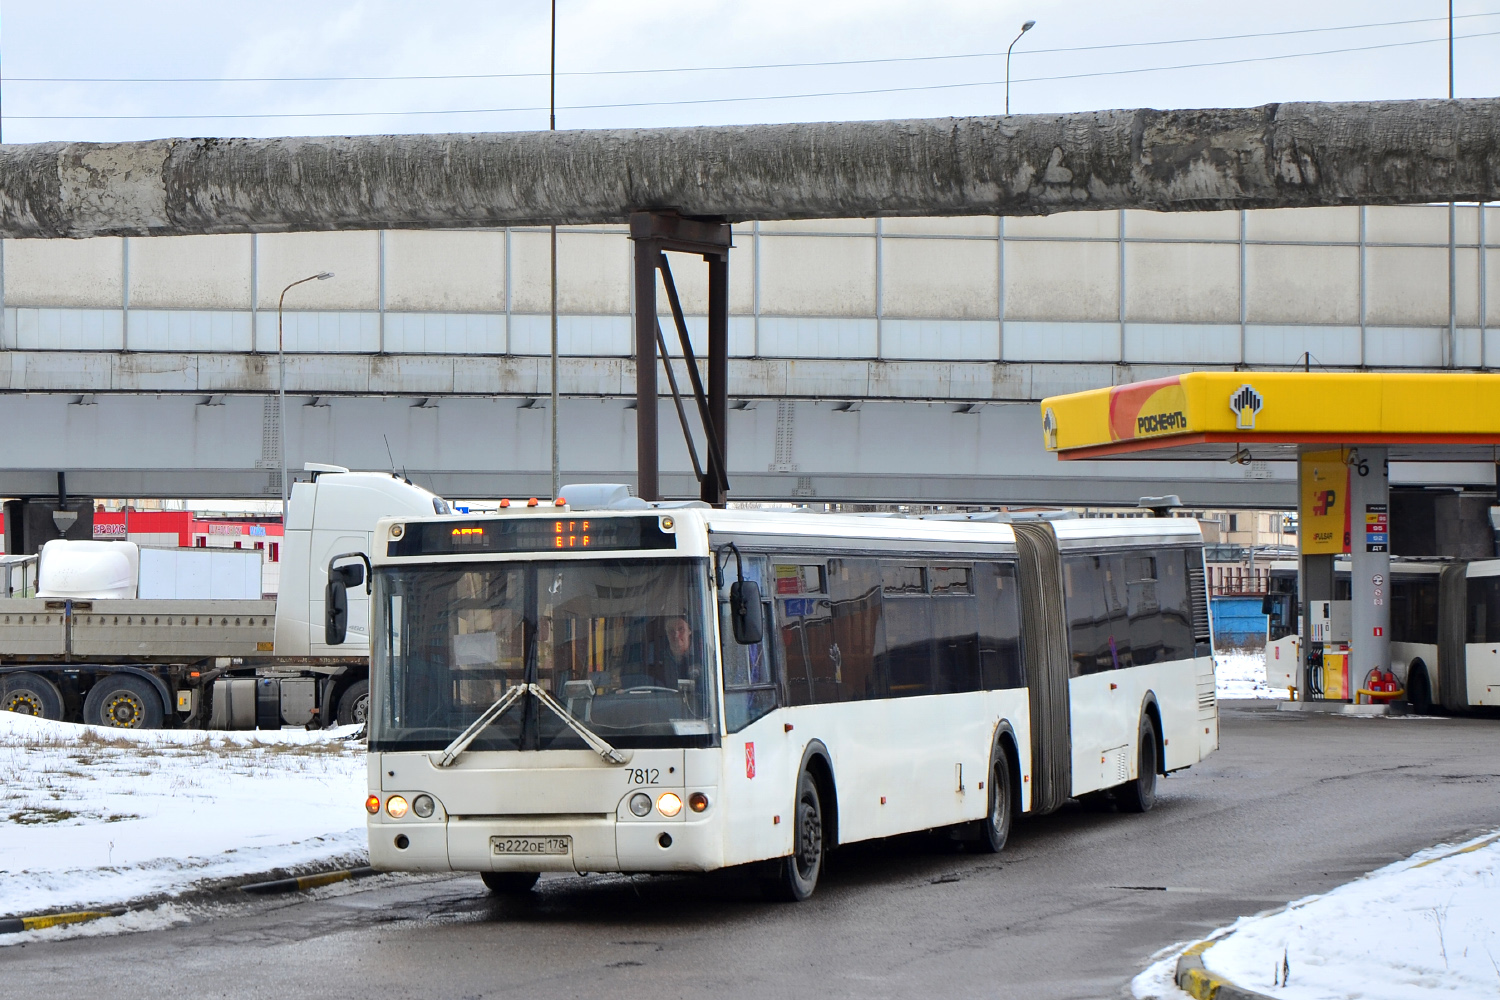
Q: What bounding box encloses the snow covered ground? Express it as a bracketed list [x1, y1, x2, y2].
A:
[1133, 829, 1500, 1000]
[1216, 648, 1289, 700]
[0, 713, 368, 925]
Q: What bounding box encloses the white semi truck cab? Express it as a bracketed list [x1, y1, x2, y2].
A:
[0, 466, 450, 730]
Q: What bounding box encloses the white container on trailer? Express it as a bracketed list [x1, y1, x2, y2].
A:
[37, 540, 141, 599]
[138, 547, 263, 600]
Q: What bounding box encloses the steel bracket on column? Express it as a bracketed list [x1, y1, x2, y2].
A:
[629, 211, 732, 505]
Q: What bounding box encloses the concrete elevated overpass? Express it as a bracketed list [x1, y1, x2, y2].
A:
[1, 100, 1496, 503]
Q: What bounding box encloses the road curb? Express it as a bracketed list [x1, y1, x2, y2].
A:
[241, 865, 378, 896]
[1175, 940, 1277, 1000]
[0, 907, 128, 935]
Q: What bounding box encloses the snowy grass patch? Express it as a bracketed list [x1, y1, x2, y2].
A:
[1215, 649, 1288, 700]
[1, 713, 368, 919]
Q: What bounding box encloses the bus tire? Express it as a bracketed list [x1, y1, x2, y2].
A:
[82, 674, 164, 729]
[2, 672, 65, 721]
[336, 680, 370, 726]
[976, 743, 1014, 853]
[764, 770, 824, 902]
[480, 871, 540, 894]
[1117, 714, 1159, 814]
[1406, 663, 1433, 713]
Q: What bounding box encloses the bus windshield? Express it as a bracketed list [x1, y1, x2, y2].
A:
[370, 558, 717, 752]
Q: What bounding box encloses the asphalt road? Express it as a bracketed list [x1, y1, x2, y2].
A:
[5, 702, 1500, 1000]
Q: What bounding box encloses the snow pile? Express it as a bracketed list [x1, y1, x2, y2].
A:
[1215, 649, 1288, 700]
[0, 713, 368, 921]
[1134, 830, 1500, 999]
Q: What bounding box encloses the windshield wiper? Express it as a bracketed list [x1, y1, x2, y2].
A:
[437, 683, 628, 767]
[438, 684, 527, 766]
[528, 685, 629, 764]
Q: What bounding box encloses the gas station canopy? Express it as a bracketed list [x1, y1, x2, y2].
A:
[1040, 372, 1500, 463]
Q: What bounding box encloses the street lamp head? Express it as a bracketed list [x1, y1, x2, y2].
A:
[315, 272, 334, 280]
[1022, 19, 1036, 31]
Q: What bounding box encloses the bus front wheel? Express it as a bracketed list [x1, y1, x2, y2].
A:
[1117, 715, 1159, 814]
[976, 743, 1014, 853]
[764, 771, 824, 902]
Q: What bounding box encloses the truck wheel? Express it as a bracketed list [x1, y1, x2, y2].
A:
[83, 675, 165, 729]
[337, 680, 370, 726]
[2, 672, 65, 721]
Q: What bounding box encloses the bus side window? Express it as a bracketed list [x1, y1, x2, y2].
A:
[774, 561, 828, 707]
[823, 558, 885, 703]
[976, 562, 1025, 689]
[1125, 554, 1163, 665]
[1156, 549, 1196, 662]
[720, 554, 780, 732]
[1468, 575, 1500, 644]
[880, 563, 934, 696]
[931, 565, 981, 694]
[1062, 555, 1113, 675]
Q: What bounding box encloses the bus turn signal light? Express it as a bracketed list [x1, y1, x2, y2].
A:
[656, 792, 683, 817]
[688, 792, 709, 813]
[365, 795, 381, 815]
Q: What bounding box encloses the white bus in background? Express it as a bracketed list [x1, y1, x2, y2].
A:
[1266, 558, 1500, 711]
[343, 503, 1218, 901]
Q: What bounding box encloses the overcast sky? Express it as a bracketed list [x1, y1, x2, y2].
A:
[1, 1, 1496, 144]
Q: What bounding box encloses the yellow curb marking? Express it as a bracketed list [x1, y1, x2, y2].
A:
[21, 911, 118, 931]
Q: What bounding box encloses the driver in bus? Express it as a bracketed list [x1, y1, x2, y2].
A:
[621, 615, 700, 690]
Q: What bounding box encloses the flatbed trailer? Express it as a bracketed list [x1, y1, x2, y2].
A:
[0, 467, 452, 729]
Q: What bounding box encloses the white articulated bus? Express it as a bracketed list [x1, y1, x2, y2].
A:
[342, 505, 1217, 901]
[1266, 557, 1500, 710]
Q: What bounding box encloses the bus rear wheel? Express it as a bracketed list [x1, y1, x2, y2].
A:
[976, 743, 1014, 853]
[764, 771, 824, 902]
[1117, 715, 1159, 814]
[481, 871, 540, 894]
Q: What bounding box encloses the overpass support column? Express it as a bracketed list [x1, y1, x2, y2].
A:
[1348, 446, 1392, 696]
[632, 235, 661, 500]
[630, 212, 733, 504]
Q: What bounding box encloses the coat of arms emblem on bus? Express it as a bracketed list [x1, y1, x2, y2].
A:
[1231, 384, 1264, 430]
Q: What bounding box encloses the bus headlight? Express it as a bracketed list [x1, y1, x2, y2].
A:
[656, 792, 683, 817]
[629, 792, 652, 817]
[412, 794, 435, 818]
[688, 792, 710, 813]
[386, 795, 409, 819]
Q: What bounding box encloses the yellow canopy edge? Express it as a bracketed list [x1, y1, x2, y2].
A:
[1039, 372, 1500, 459]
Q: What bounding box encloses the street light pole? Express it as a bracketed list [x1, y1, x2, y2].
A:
[1447, 0, 1456, 367]
[277, 272, 334, 526]
[1005, 20, 1036, 115]
[549, 0, 561, 501]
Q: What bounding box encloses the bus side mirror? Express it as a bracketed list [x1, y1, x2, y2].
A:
[324, 561, 366, 645]
[1261, 594, 1276, 616]
[730, 580, 764, 645]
